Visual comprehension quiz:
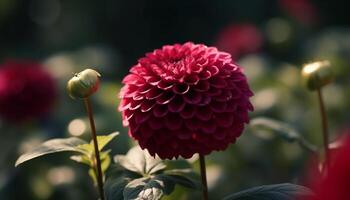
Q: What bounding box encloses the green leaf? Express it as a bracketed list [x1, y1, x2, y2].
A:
[222, 183, 314, 200]
[123, 177, 166, 200]
[160, 174, 200, 190]
[95, 132, 120, 151]
[15, 137, 87, 167]
[105, 177, 129, 200]
[70, 154, 91, 166]
[250, 117, 300, 142]
[114, 146, 166, 175]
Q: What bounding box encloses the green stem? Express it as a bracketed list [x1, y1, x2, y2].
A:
[84, 98, 105, 200]
[199, 154, 209, 200]
[316, 88, 330, 172]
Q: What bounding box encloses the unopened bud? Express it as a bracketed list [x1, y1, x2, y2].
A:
[301, 61, 334, 91]
[67, 69, 101, 99]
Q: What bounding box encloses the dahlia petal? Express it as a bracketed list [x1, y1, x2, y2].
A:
[210, 100, 227, 113]
[206, 87, 222, 96]
[132, 93, 144, 101]
[173, 83, 190, 94]
[201, 121, 217, 133]
[140, 100, 156, 112]
[191, 64, 203, 73]
[184, 74, 200, 85]
[118, 99, 131, 111]
[122, 74, 142, 84]
[183, 90, 202, 104]
[215, 113, 234, 128]
[184, 118, 200, 131]
[140, 124, 154, 140]
[156, 91, 175, 104]
[157, 80, 174, 90]
[206, 65, 219, 76]
[145, 87, 163, 99]
[120, 85, 138, 98]
[145, 76, 161, 86]
[134, 111, 151, 124]
[180, 105, 196, 119]
[226, 101, 238, 112]
[198, 70, 211, 80]
[174, 129, 192, 140]
[129, 100, 142, 110]
[194, 80, 210, 92]
[164, 114, 183, 130]
[153, 105, 169, 117]
[148, 116, 163, 130]
[210, 77, 228, 88]
[138, 84, 152, 94]
[123, 109, 134, 121]
[196, 106, 213, 121]
[213, 129, 227, 140]
[214, 89, 233, 102]
[197, 96, 211, 106]
[168, 95, 186, 112]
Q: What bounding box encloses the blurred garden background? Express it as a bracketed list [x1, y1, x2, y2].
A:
[0, 0, 350, 199]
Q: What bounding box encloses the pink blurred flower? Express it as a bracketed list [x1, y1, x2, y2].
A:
[0, 60, 57, 122]
[119, 42, 253, 159]
[304, 135, 350, 200]
[279, 0, 318, 25]
[215, 24, 263, 59]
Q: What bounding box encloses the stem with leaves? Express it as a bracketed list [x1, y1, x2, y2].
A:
[84, 98, 105, 200]
[199, 154, 209, 200]
[316, 88, 330, 172]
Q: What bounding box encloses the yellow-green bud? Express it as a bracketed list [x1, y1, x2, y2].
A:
[67, 69, 101, 99]
[301, 61, 334, 91]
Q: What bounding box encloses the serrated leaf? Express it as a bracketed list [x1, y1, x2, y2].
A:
[123, 177, 165, 200]
[222, 183, 314, 200]
[105, 177, 129, 200]
[114, 146, 166, 175]
[250, 117, 300, 142]
[15, 137, 87, 167]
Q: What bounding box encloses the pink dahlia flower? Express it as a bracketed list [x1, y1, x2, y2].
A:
[119, 42, 253, 159]
[0, 60, 57, 122]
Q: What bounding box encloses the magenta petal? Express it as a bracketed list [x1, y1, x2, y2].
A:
[196, 106, 213, 121]
[213, 129, 227, 140]
[132, 93, 144, 101]
[145, 76, 161, 86]
[122, 74, 143, 85]
[168, 95, 186, 112]
[138, 84, 152, 94]
[194, 80, 210, 92]
[156, 91, 176, 104]
[183, 90, 202, 104]
[140, 124, 154, 139]
[140, 100, 156, 112]
[118, 99, 131, 111]
[164, 114, 183, 130]
[173, 83, 190, 94]
[206, 87, 222, 96]
[134, 111, 151, 124]
[148, 117, 163, 130]
[180, 105, 196, 119]
[175, 129, 192, 140]
[184, 74, 200, 85]
[157, 80, 174, 90]
[201, 121, 217, 134]
[210, 100, 227, 113]
[215, 113, 234, 128]
[198, 70, 211, 80]
[226, 101, 238, 112]
[153, 105, 169, 117]
[206, 65, 219, 76]
[210, 77, 228, 88]
[214, 90, 233, 102]
[197, 96, 211, 106]
[129, 100, 142, 110]
[184, 118, 200, 131]
[145, 87, 163, 99]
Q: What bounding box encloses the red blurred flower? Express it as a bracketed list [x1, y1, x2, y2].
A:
[119, 42, 253, 159]
[215, 24, 263, 59]
[0, 60, 57, 122]
[279, 0, 318, 25]
[304, 135, 350, 200]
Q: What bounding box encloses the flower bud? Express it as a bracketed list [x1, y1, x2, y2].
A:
[301, 61, 334, 91]
[67, 69, 101, 99]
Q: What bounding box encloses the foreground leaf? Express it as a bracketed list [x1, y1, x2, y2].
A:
[222, 183, 314, 200]
[114, 146, 166, 175]
[15, 137, 87, 167]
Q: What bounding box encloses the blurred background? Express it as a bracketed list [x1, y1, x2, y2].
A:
[0, 0, 349, 199]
